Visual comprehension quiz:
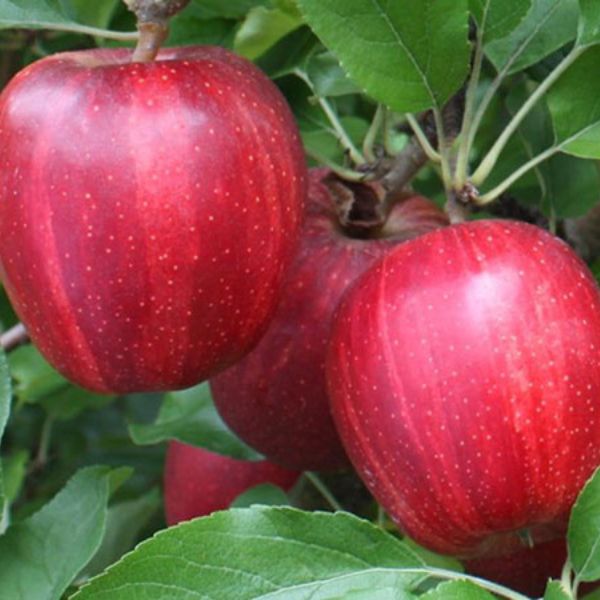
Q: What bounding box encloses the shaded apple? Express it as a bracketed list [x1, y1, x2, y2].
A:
[210, 169, 449, 471]
[164, 441, 299, 525]
[465, 536, 566, 597]
[0, 46, 306, 393]
[327, 220, 600, 556]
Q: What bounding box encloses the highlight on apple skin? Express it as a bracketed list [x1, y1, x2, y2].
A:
[0, 45, 306, 393]
[211, 169, 449, 472]
[164, 441, 300, 525]
[327, 219, 600, 557]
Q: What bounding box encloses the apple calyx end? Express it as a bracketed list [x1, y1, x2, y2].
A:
[124, 0, 191, 62]
[323, 173, 395, 239]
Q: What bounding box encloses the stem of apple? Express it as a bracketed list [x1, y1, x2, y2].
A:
[471, 45, 584, 187]
[131, 22, 169, 63]
[304, 472, 344, 512]
[123, 0, 191, 62]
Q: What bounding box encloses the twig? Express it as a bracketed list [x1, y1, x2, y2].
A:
[0, 323, 29, 351]
[381, 137, 429, 193]
[304, 472, 344, 512]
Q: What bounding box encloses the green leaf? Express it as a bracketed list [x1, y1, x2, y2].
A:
[257, 26, 318, 79]
[0, 347, 12, 533]
[61, 0, 118, 28]
[306, 51, 363, 97]
[302, 115, 370, 164]
[567, 469, 600, 581]
[539, 154, 600, 218]
[187, 0, 267, 20]
[168, 16, 237, 47]
[234, 6, 302, 60]
[485, 0, 579, 75]
[73, 508, 430, 600]
[9, 345, 69, 403]
[568, 467, 600, 581]
[544, 580, 571, 599]
[80, 489, 160, 579]
[469, 0, 532, 43]
[8, 345, 115, 419]
[422, 580, 495, 599]
[256, 570, 418, 599]
[231, 483, 291, 508]
[128, 382, 261, 460]
[0, 0, 73, 28]
[547, 46, 600, 159]
[1, 449, 28, 505]
[402, 539, 463, 573]
[578, 0, 600, 46]
[296, 0, 470, 112]
[0, 466, 129, 600]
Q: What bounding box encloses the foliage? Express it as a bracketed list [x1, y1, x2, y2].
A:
[1, 1, 600, 599]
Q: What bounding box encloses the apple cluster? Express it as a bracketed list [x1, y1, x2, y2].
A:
[2, 44, 600, 592]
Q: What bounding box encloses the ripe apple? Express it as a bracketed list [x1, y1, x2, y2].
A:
[0, 46, 306, 393]
[327, 219, 600, 556]
[164, 441, 299, 525]
[210, 169, 449, 471]
[464, 536, 566, 597]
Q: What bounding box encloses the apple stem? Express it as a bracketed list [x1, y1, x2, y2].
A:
[445, 191, 470, 224]
[0, 322, 29, 351]
[131, 21, 169, 63]
[304, 472, 344, 512]
[123, 0, 192, 63]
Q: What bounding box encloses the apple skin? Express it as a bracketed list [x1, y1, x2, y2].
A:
[210, 169, 449, 471]
[164, 441, 299, 525]
[327, 219, 600, 556]
[464, 536, 566, 597]
[0, 46, 306, 393]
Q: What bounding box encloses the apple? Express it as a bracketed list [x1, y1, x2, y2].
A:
[0, 46, 306, 393]
[327, 219, 600, 556]
[210, 169, 449, 471]
[164, 441, 299, 525]
[464, 536, 566, 597]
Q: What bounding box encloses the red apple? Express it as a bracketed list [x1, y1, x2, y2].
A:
[210, 169, 449, 471]
[464, 535, 567, 597]
[0, 46, 306, 393]
[164, 441, 299, 525]
[327, 220, 600, 556]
